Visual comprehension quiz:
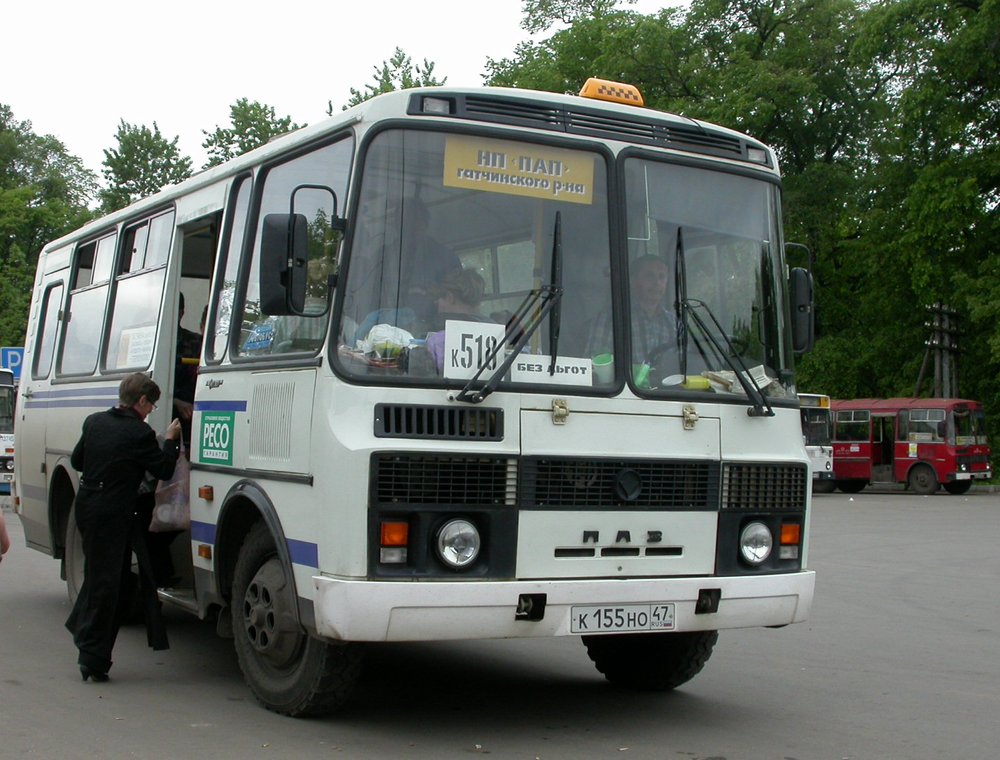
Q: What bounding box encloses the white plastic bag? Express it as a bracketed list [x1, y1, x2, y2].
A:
[149, 446, 191, 533]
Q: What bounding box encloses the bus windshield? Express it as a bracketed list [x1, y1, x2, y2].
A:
[954, 407, 989, 446]
[0, 384, 13, 434]
[337, 129, 612, 389]
[801, 407, 832, 446]
[623, 158, 793, 398]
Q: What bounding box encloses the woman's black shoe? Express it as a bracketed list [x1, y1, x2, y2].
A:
[80, 666, 109, 682]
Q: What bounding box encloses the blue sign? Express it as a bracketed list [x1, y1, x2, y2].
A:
[1, 347, 24, 382]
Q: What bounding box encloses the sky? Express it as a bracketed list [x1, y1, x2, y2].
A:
[5, 0, 677, 180]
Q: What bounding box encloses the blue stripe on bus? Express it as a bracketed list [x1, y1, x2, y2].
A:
[287, 538, 319, 568]
[190, 521, 318, 569]
[23, 386, 120, 410]
[31, 387, 119, 399]
[24, 399, 116, 409]
[194, 400, 248, 412]
[190, 520, 216, 544]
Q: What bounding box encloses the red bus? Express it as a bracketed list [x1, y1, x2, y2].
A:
[831, 398, 991, 495]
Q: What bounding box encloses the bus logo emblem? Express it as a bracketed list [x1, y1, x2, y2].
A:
[199, 411, 235, 466]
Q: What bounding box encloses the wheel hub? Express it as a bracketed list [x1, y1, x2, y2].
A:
[241, 558, 302, 668]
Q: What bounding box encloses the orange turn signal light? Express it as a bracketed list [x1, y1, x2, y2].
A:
[198, 485, 214, 501]
[380, 521, 409, 547]
[780, 523, 801, 545]
[198, 544, 213, 560]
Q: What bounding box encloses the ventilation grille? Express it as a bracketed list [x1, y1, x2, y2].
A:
[461, 96, 747, 160]
[372, 454, 517, 506]
[957, 454, 990, 466]
[248, 382, 294, 461]
[721, 463, 808, 511]
[374, 404, 503, 441]
[520, 457, 720, 509]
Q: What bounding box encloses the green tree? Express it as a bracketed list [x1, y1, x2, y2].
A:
[99, 120, 193, 213]
[854, 0, 1000, 413]
[336, 47, 446, 111]
[0, 105, 96, 346]
[202, 99, 303, 169]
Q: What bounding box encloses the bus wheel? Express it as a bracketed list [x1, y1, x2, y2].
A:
[812, 480, 836, 494]
[907, 464, 939, 495]
[943, 480, 972, 495]
[582, 630, 718, 691]
[836, 480, 866, 494]
[64, 505, 85, 604]
[231, 523, 363, 716]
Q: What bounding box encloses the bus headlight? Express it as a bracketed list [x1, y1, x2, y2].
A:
[5, 459, 13, 470]
[739, 521, 773, 565]
[436, 519, 481, 569]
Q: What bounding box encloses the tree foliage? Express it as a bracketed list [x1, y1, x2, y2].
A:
[0, 105, 96, 346]
[202, 99, 303, 169]
[99, 120, 193, 213]
[336, 47, 447, 111]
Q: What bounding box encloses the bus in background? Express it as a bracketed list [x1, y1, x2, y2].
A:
[798, 393, 833, 493]
[831, 398, 991, 495]
[0, 368, 13, 508]
[14, 78, 816, 716]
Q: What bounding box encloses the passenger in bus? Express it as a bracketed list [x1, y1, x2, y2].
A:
[400, 201, 462, 326]
[66, 373, 182, 683]
[587, 254, 677, 367]
[425, 268, 492, 372]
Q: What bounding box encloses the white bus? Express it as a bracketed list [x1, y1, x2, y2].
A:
[14, 78, 815, 715]
[798, 393, 834, 492]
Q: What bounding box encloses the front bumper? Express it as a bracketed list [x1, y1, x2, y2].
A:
[312, 570, 815, 642]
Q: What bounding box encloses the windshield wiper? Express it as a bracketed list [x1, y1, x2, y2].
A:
[674, 227, 689, 376]
[683, 298, 774, 417]
[547, 212, 563, 375]
[455, 214, 565, 404]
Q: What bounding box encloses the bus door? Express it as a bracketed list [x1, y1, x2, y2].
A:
[16, 265, 70, 552]
[870, 414, 895, 484]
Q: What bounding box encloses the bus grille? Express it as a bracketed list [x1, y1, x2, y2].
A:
[371, 455, 807, 512]
[957, 454, 990, 467]
[372, 454, 517, 506]
[721, 462, 808, 511]
[520, 457, 720, 509]
[374, 404, 503, 441]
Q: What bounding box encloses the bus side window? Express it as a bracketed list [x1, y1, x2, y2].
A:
[60, 233, 116, 376]
[209, 176, 252, 363]
[32, 283, 65, 380]
[104, 211, 173, 371]
[236, 136, 353, 358]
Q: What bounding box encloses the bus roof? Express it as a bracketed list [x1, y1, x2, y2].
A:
[36, 84, 779, 256]
[831, 398, 982, 412]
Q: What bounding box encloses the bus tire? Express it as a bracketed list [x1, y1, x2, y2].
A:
[582, 630, 718, 691]
[836, 480, 866, 494]
[907, 464, 939, 495]
[231, 523, 363, 717]
[812, 480, 836, 494]
[943, 480, 972, 495]
[65, 504, 85, 604]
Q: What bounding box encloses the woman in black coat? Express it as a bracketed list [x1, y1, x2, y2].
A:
[65, 372, 181, 682]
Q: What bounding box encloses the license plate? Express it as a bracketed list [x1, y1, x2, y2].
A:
[570, 603, 675, 633]
[0, 473, 11, 482]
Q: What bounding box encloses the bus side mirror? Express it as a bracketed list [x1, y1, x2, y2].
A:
[260, 213, 308, 315]
[790, 266, 814, 355]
